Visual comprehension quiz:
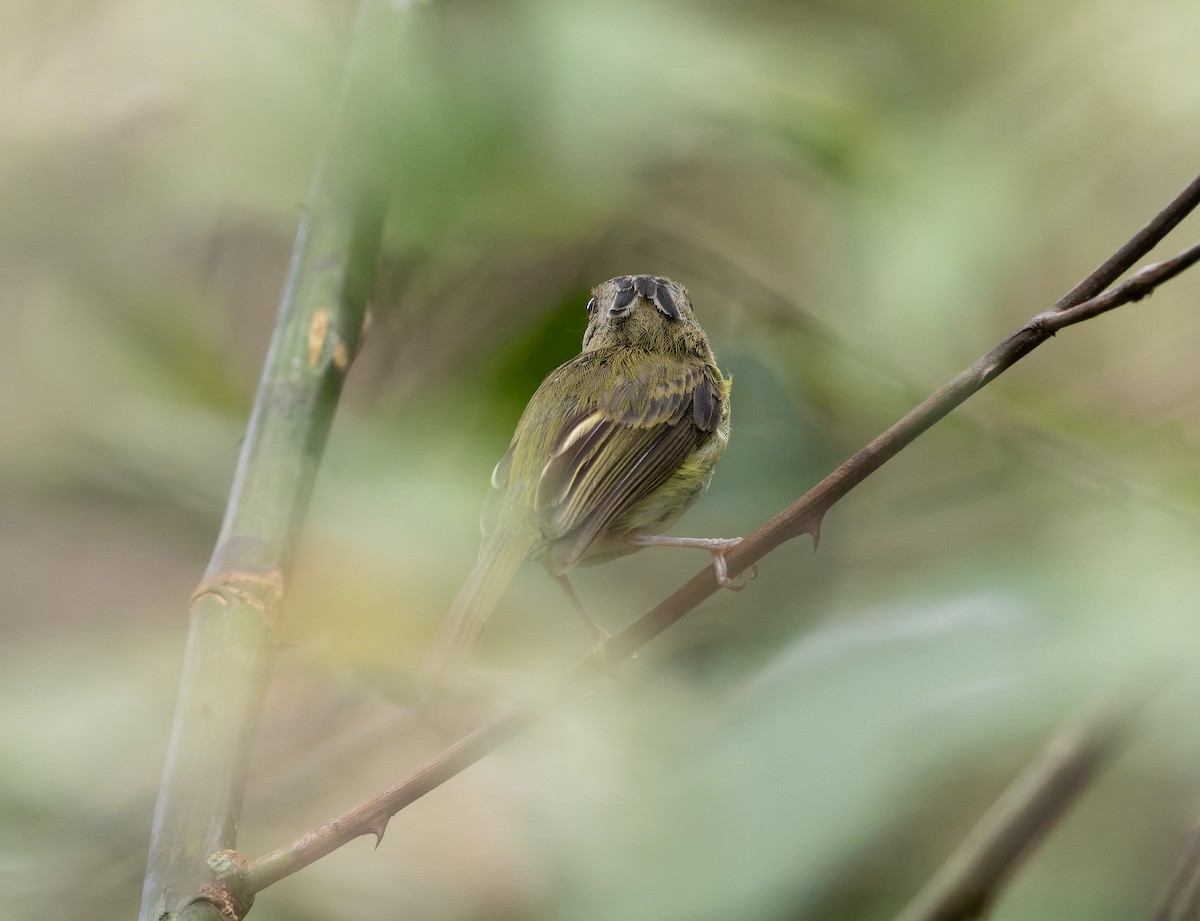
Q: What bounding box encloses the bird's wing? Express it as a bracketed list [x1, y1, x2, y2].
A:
[534, 358, 723, 571]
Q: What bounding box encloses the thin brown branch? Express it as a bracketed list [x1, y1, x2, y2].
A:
[605, 239, 1200, 664]
[244, 705, 535, 892]
[893, 701, 1134, 921]
[1049, 172, 1200, 311]
[1036, 239, 1200, 334]
[241, 171, 1200, 896]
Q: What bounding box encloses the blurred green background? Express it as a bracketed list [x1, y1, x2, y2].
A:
[3, 0, 1200, 919]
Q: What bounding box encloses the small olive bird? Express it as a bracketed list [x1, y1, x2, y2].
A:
[420, 274, 739, 690]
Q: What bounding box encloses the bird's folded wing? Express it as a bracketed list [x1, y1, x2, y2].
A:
[535, 360, 722, 570]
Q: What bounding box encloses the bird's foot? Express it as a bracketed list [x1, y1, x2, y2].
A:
[704, 537, 758, 590]
[629, 534, 758, 590]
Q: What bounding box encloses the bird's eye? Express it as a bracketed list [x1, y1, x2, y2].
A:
[585, 296, 596, 315]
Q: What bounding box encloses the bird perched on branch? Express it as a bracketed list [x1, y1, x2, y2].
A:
[420, 274, 741, 692]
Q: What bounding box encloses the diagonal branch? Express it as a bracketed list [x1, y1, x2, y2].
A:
[1050, 172, 1200, 311]
[245, 705, 538, 892]
[1035, 239, 1200, 334]
[241, 172, 1200, 898]
[892, 698, 1136, 921]
[605, 238, 1200, 664]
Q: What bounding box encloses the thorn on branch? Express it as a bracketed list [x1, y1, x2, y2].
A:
[368, 817, 391, 849]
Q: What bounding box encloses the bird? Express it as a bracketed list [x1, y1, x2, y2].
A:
[420, 274, 740, 692]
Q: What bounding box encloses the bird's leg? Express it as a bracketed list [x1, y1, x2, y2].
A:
[551, 572, 611, 654]
[627, 535, 758, 590]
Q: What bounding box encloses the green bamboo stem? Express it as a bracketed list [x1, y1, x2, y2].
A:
[138, 2, 400, 918]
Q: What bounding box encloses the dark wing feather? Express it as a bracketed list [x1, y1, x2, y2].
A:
[535, 361, 723, 572]
[691, 373, 720, 430]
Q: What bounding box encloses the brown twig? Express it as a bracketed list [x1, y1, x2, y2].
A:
[1035, 239, 1200, 334]
[893, 700, 1135, 921]
[241, 172, 1200, 897]
[1050, 172, 1200, 311]
[243, 706, 537, 892]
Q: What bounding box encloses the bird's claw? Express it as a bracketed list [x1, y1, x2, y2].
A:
[710, 538, 757, 590]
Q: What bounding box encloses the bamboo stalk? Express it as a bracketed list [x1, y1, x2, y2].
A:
[137, 2, 402, 917]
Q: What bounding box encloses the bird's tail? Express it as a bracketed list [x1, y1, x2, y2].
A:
[418, 531, 531, 697]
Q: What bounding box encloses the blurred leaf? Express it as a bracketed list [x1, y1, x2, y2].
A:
[3, 0, 1200, 919]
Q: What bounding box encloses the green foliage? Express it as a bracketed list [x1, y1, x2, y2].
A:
[3, 0, 1199, 919]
